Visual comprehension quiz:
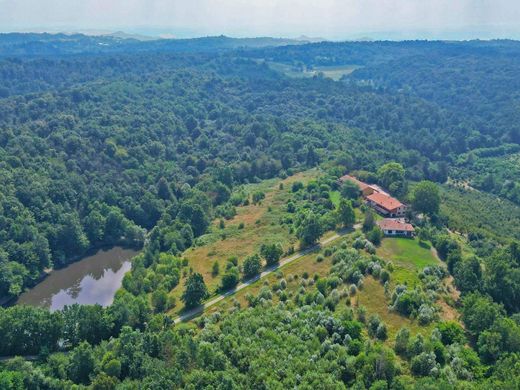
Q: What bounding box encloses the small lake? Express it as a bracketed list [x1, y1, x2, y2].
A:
[16, 247, 138, 311]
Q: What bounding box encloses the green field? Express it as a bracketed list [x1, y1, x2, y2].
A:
[377, 237, 440, 286]
[266, 61, 361, 81]
[313, 65, 361, 80]
[203, 232, 442, 342]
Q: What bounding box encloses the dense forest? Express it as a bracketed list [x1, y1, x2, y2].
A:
[1, 34, 520, 388]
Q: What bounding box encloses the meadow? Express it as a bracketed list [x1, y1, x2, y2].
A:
[167, 170, 320, 312]
[266, 61, 360, 80]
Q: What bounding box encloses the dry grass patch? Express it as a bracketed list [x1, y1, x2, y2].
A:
[200, 236, 341, 318]
[169, 169, 320, 305]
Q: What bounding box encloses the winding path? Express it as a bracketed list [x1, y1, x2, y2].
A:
[173, 224, 361, 324]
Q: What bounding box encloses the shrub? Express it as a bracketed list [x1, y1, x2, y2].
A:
[260, 243, 284, 266]
[211, 261, 219, 277]
[353, 237, 366, 250]
[291, 181, 304, 192]
[380, 269, 390, 283]
[357, 305, 367, 323]
[252, 191, 265, 204]
[242, 254, 261, 279]
[364, 241, 376, 254]
[220, 267, 240, 291]
[376, 323, 388, 341]
[367, 227, 383, 246]
[437, 321, 466, 345]
[411, 352, 438, 377]
[394, 327, 410, 356]
[417, 304, 435, 325]
[368, 314, 382, 337]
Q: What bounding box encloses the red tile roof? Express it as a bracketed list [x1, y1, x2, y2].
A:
[366, 192, 404, 212]
[339, 175, 370, 191]
[377, 219, 415, 232]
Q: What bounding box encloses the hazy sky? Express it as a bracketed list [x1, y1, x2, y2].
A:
[1, 0, 520, 39]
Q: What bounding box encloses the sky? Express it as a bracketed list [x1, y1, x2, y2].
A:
[1, 0, 520, 40]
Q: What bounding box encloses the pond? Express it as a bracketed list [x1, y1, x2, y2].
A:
[16, 247, 138, 311]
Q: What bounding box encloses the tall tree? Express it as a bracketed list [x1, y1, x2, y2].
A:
[260, 243, 284, 266]
[181, 273, 208, 309]
[337, 199, 356, 228]
[412, 181, 440, 216]
[377, 162, 406, 195]
[68, 341, 95, 385]
[242, 254, 262, 279]
[297, 212, 323, 247]
[341, 180, 361, 199]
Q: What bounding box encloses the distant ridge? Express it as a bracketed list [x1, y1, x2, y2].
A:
[103, 31, 159, 41]
[0, 32, 311, 57]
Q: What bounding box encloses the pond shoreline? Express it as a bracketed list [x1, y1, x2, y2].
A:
[1, 243, 141, 309]
[13, 246, 140, 311]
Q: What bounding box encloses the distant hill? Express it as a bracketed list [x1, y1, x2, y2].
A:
[0, 32, 311, 57]
[104, 31, 159, 41]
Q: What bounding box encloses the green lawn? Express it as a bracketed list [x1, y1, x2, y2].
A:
[377, 237, 440, 286]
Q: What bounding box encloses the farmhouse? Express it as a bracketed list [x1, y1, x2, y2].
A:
[338, 175, 375, 197]
[377, 218, 415, 237]
[339, 173, 408, 217]
[366, 192, 407, 217]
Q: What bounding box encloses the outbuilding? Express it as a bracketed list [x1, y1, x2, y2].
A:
[377, 218, 415, 237]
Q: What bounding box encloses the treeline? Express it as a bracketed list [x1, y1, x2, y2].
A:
[0, 293, 151, 357]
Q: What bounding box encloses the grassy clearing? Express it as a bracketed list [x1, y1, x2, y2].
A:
[202, 244, 334, 317]
[314, 65, 361, 80]
[266, 61, 361, 81]
[376, 237, 461, 324]
[377, 237, 439, 286]
[168, 169, 320, 312]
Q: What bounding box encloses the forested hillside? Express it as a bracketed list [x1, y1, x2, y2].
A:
[0, 50, 465, 299]
[1, 36, 520, 389]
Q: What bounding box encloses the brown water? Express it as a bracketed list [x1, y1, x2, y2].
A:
[16, 247, 138, 311]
